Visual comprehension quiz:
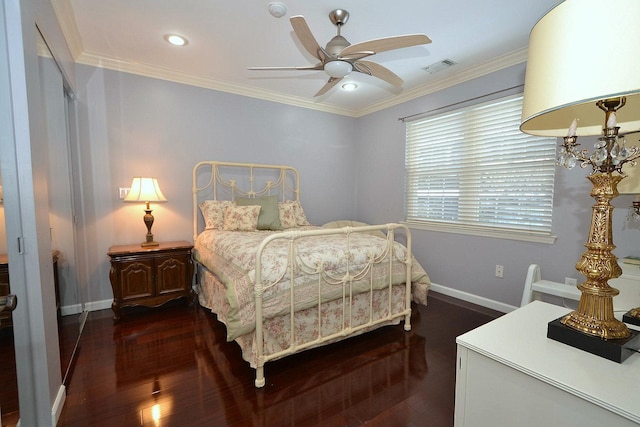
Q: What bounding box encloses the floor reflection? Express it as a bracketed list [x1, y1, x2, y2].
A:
[194, 310, 428, 426]
[0, 313, 82, 427]
[0, 327, 18, 426]
[60, 297, 502, 426]
[96, 304, 429, 426]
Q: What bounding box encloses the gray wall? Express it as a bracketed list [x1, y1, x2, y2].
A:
[73, 61, 640, 311]
[355, 63, 640, 309]
[74, 64, 358, 304]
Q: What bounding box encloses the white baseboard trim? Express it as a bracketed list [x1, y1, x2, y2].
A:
[84, 299, 112, 312]
[52, 385, 66, 426]
[429, 282, 518, 314]
[60, 303, 83, 316]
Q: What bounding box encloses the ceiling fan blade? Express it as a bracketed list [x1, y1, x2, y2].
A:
[290, 16, 323, 60]
[340, 34, 431, 58]
[248, 65, 324, 71]
[314, 77, 342, 97]
[354, 60, 403, 87]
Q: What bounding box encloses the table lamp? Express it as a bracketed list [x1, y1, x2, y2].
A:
[520, 0, 640, 361]
[124, 177, 167, 247]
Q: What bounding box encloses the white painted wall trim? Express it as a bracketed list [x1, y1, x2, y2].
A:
[59, 303, 83, 316]
[84, 298, 112, 312]
[84, 289, 517, 317]
[82, 291, 518, 317]
[429, 282, 518, 314]
[52, 385, 66, 426]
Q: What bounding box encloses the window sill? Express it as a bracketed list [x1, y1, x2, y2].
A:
[403, 220, 557, 244]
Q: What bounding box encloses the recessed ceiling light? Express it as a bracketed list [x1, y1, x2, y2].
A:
[341, 82, 358, 91]
[268, 2, 287, 18]
[164, 34, 188, 46]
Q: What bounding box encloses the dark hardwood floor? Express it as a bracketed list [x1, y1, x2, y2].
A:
[52, 293, 501, 427]
[0, 313, 81, 427]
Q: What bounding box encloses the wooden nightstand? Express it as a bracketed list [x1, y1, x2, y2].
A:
[107, 241, 194, 321]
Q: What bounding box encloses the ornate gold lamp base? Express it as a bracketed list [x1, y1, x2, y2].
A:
[623, 309, 640, 327]
[546, 173, 640, 362]
[548, 318, 640, 363]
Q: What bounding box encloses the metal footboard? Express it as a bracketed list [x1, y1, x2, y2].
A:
[252, 223, 413, 388]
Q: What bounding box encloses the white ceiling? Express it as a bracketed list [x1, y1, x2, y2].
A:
[52, 0, 562, 117]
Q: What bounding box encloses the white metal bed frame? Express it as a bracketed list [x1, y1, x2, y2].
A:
[192, 161, 414, 387]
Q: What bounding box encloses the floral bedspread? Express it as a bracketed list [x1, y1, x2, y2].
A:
[194, 227, 430, 340]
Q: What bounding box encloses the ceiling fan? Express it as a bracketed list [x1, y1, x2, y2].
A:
[249, 9, 432, 96]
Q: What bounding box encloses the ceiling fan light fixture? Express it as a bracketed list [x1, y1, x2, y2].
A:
[164, 34, 188, 46]
[325, 60, 352, 78]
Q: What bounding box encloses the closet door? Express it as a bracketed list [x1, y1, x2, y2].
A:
[38, 29, 85, 386]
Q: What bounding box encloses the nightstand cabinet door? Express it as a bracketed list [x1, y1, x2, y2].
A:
[118, 259, 154, 300]
[157, 253, 191, 295]
[108, 241, 194, 320]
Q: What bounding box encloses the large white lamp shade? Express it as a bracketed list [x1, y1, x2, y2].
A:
[520, 0, 640, 137]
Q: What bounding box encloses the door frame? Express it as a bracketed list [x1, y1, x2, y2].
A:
[1, 1, 65, 425]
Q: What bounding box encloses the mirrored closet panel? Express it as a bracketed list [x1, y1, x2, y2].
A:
[37, 26, 85, 385]
[0, 172, 17, 426]
[0, 27, 84, 426]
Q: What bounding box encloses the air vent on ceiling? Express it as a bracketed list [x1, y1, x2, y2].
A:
[423, 59, 457, 74]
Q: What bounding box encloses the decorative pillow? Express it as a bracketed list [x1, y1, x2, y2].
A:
[236, 195, 282, 230]
[199, 200, 234, 230]
[279, 200, 311, 228]
[278, 201, 299, 229]
[294, 200, 310, 226]
[222, 205, 261, 231]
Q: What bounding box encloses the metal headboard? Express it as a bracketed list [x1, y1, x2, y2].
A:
[192, 161, 300, 240]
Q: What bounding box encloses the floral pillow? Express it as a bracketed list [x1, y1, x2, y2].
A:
[222, 205, 261, 231]
[199, 200, 235, 230]
[279, 200, 311, 228]
[295, 200, 311, 226]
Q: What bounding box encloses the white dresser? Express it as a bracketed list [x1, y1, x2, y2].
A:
[455, 301, 640, 427]
[614, 262, 640, 316]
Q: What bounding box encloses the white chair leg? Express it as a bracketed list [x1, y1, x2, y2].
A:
[521, 264, 542, 307]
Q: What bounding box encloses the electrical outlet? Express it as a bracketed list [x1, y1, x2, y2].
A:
[565, 277, 578, 287]
[495, 265, 504, 278]
[119, 187, 131, 199]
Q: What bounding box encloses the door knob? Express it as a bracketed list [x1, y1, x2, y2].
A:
[0, 294, 17, 313]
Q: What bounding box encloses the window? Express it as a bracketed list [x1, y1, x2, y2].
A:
[405, 94, 557, 243]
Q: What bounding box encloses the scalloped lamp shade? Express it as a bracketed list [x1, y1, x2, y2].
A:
[124, 177, 167, 247]
[520, 0, 640, 137]
[124, 177, 167, 203]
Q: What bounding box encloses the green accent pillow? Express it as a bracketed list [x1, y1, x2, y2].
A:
[236, 195, 282, 230]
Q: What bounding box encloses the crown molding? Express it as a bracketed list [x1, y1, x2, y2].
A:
[74, 48, 527, 118]
[75, 51, 360, 117]
[52, 0, 529, 118]
[354, 48, 529, 117]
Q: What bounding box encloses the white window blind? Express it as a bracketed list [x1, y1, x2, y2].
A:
[405, 94, 557, 239]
